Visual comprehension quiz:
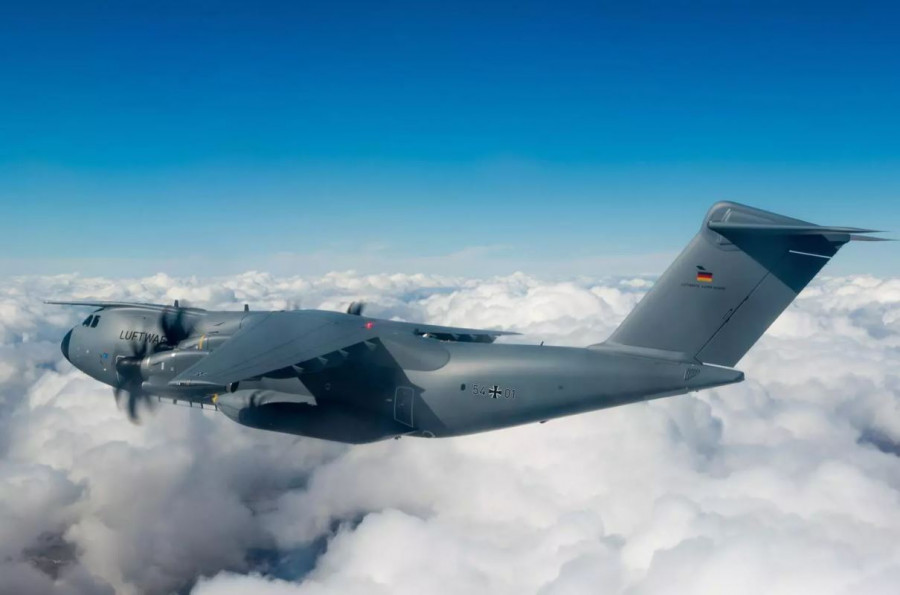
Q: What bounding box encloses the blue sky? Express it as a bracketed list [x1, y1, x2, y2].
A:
[0, 1, 897, 277]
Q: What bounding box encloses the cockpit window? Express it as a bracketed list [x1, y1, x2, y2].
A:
[81, 314, 101, 328]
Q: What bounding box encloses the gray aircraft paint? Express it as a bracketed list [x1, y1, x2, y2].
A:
[53, 202, 885, 443]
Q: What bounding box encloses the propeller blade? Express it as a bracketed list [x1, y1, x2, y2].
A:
[126, 390, 141, 421]
[112, 383, 149, 423]
[113, 343, 152, 423]
[159, 305, 197, 347]
[112, 375, 155, 422]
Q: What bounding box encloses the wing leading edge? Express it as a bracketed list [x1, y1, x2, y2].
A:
[45, 300, 206, 313]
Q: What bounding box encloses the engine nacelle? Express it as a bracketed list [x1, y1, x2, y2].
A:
[139, 349, 209, 382]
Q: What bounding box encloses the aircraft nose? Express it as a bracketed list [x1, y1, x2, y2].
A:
[61, 329, 73, 362]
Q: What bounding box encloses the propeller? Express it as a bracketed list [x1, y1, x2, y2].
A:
[347, 301, 366, 316]
[113, 337, 151, 422]
[113, 301, 198, 421]
[159, 303, 197, 348]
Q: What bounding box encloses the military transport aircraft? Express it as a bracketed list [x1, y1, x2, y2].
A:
[51, 202, 885, 443]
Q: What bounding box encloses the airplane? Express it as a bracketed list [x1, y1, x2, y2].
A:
[51, 202, 886, 443]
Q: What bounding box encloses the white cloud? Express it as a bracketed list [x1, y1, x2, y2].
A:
[1, 271, 899, 594]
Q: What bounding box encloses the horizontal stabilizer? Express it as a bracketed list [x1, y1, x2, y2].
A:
[848, 234, 894, 242]
[707, 222, 882, 235]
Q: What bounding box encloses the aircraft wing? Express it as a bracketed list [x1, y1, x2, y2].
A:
[170, 311, 515, 387]
[45, 300, 205, 313]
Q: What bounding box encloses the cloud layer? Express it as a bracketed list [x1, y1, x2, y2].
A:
[1, 271, 899, 594]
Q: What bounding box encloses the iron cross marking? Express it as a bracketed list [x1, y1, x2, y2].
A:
[488, 385, 502, 399]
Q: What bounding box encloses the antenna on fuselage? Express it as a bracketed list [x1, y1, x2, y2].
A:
[244, 304, 249, 312]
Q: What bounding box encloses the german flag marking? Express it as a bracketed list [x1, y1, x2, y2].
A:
[696, 272, 713, 283]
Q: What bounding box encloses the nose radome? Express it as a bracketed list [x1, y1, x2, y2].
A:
[61, 329, 73, 362]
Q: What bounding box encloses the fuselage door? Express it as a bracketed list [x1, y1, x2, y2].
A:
[394, 386, 415, 427]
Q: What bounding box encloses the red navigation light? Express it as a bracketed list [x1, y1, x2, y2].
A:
[365, 321, 375, 329]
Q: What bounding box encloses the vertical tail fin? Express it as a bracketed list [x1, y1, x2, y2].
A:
[605, 201, 883, 366]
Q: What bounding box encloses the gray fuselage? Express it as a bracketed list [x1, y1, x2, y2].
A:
[61, 307, 742, 443]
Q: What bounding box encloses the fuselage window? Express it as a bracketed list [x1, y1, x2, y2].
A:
[82, 315, 94, 327]
[90, 315, 101, 328]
